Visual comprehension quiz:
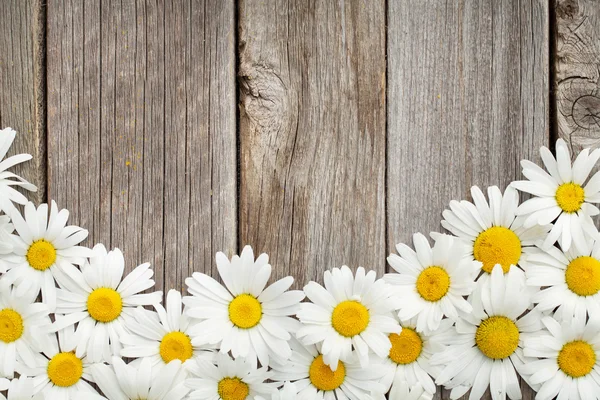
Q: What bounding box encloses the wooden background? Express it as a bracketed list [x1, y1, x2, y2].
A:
[1, 0, 599, 398]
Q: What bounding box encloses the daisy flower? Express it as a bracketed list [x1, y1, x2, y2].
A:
[389, 381, 433, 400]
[0, 287, 52, 378]
[186, 353, 274, 400]
[0, 201, 91, 311]
[512, 139, 600, 252]
[183, 245, 304, 367]
[51, 244, 162, 363]
[0, 376, 45, 400]
[385, 233, 478, 333]
[270, 338, 387, 400]
[120, 289, 214, 369]
[525, 237, 600, 322]
[522, 316, 600, 400]
[0, 128, 37, 211]
[0, 216, 14, 273]
[431, 265, 543, 400]
[17, 322, 98, 398]
[91, 357, 190, 400]
[296, 265, 401, 369]
[380, 316, 450, 397]
[441, 185, 550, 284]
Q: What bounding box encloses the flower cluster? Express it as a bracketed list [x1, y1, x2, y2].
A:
[1, 128, 600, 400]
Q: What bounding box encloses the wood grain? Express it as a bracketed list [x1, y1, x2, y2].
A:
[555, 0, 600, 151]
[238, 0, 387, 285]
[386, 1, 549, 399]
[46, 0, 237, 292]
[0, 0, 46, 204]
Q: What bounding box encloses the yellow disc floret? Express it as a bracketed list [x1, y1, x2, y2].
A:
[556, 183, 585, 213]
[0, 309, 24, 343]
[228, 294, 263, 329]
[26, 240, 57, 271]
[309, 355, 346, 391]
[565, 256, 600, 296]
[217, 377, 250, 400]
[388, 328, 422, 365]
[475, 316, 520, 359]
[47, 352, 83, 387]
[331, 300, 370, 337]
[87, 288, 123, 323]
[473, 226, 522, 273]
[558, 340, 596, 378]
[159, 331, 193, 363]
[416, 266, 450, 302]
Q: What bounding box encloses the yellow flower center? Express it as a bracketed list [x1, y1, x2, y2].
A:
[217, 377, 249, 400]
[416, 266, 450, 302]
[473, 226, 522, 273]
[159, 331, 193, 363]
[26, 240, 57, 271]
[309, 355, 346, 391]
[558, 340, 596, 378]
[556, 183, 585, 213]
[47, 352, 83, 387]
[331, 300, 370, 337]
[0, 309, 24, 343]
[228, 294, 263, 329]
[565, 256, 600, 296]
[475, 316, 520, 359]
[87, 288, 123, 323]
[388, 328, 422, 365]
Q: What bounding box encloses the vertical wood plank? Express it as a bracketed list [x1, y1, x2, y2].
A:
[0, 0, 46, 203]
[46, 0, 237, 292]
[387, 0, 549, 399]
[555, 0, 600, 150]
[238, 0, 387, 284]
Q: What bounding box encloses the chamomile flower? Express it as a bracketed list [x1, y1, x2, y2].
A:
[186, 353, 274, 400]
[51, 244, 162, 363]
[270, 337, 387, 400]
[441, 185, 550, 285]
[525, 237, 600, 322]
[431, 265, 543, 400]
[389, 381, 433, 400]
[522, 316, 600, 400]
[0, 376, 45, 400]
[91, 357, 190, 400]
[0, 216, 14, 273]
[0, 128, 37, 210]
[297, 266, 401, 369]
[120, 289, 214, 369]
[512, 139, 600, 251]
[0, 201, 91, 311]
[0, 287, 52, 378]
[385, 233, 478, 333]
[183, 245, 304, 367]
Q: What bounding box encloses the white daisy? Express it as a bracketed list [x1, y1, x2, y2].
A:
[0, 216, 14, 273]
[522, 315, 600, 400]
[186, 353, 274, 400]
[0, 128, 37, 211]
[91, 357, 190, 400]
[1, 201, 92, 311]
[183, 245, 304, 367]
[0, 287, 52, 378]
[51, 244, 162, 363]
[120, 289, 214, 369]
[270, 337, 387, 400]
[17, 323, 98, 399]
[0, 376, 45, 400]
[296, 266, 401, 370]
[389, 381, 433, 400]
[385, 233, 478, 333]
[512, 139, 600, 252]
[441, 185, 550, 284]
[431, 265, 543, 400]
[525, 237, 600, 322]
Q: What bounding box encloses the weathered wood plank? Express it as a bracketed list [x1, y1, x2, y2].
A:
[555, 0, 600, 151]
[0, 0, 46, 203]
[387, 1, 549, 399]
[238, 0, 387, 284]
[46, 0, 237, 292]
